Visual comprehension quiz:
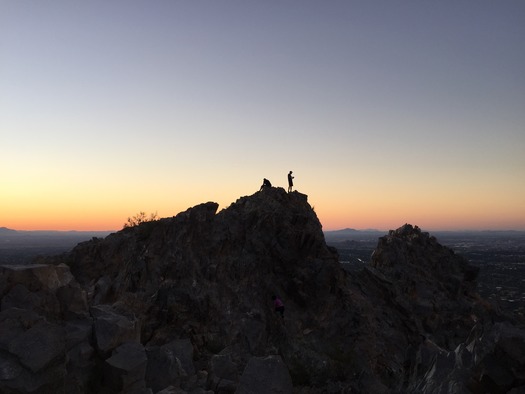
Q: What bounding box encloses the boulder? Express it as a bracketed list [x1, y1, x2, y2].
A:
[103, 341, 148, 393]
[208, 353, 239, 393]
[0, 263, 87, 320]
[65, 341, 95, 394]
[0, 308, 67, 393]
[8, 320, 65, 373]
[91, 304, 141, 356]
[145, 340, 192, 393]
[1, 283, 61, 318]
[467, 322, 525, 392]
[64, 319, 96, 393]
[0, 264, 68, 292]
[166, 338, 195, 377]
[237, 355, 293, 394]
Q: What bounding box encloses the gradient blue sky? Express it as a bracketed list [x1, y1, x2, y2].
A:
[1, 1, 524, 231]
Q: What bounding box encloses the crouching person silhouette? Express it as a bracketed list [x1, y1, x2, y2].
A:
[260, 178, 272, 191]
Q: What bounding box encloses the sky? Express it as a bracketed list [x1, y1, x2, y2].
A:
[1, 1, 524, 232]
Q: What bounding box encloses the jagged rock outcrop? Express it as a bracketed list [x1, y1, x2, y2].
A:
[1, 187, 524, 393]
[409, 321, 525, 393]
[369, 224, 481, 349]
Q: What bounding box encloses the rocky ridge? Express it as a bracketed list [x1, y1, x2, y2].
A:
[0, 187, 524, 393]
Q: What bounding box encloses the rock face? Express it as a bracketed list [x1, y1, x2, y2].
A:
[369, 224, 481, 349]
[0, 187, 524, 393]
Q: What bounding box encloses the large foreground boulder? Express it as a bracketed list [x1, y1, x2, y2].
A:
[0, 263, 92, 394]
[0, 263, 87, 320]
[0, 308, 67, 393]
[91, 304, 141, 357]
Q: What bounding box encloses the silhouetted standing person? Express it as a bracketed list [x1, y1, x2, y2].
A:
[260, 178, 272, 191]
[287, 171, 294, 192]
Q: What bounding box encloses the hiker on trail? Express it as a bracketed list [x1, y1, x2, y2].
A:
[272, 295, 284, 318]
[260, 178, 272, 191]
[287, 171, 294, 192]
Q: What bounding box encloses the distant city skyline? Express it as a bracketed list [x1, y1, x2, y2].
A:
[2, 1, 524, 231]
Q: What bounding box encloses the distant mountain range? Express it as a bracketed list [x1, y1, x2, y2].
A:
[0, 227, 18, 235]
[0, 227, 113, 252]
[323, 228, 386, 243]
[324, 227, 384, 235]
[0, 227, 114, 237]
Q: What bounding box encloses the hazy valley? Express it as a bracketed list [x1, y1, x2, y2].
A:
[0, 227, 113, 264]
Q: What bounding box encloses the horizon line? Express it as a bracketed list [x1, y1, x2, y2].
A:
[3, 226, 525, 234]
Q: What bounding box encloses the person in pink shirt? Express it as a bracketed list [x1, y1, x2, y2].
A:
[272, 295, 284, 318]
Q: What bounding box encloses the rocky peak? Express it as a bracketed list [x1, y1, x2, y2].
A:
[371, 223, 479, 295]
[365, 224, 483, 350]
[65, 187, 341, 308]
